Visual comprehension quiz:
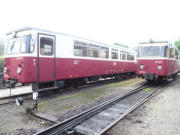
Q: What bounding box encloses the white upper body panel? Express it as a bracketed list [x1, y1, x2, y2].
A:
[4, 27, 136, 62]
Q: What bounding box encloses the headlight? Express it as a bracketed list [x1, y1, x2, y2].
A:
[17, 67, 22, 74]
[140, 65, 144, 69]
[4, 67, 7, 73]
[157, 65, 162, 70]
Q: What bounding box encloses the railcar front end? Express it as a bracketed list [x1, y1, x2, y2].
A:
[4, 31, 37, 85]
[137, 41, 180, 82]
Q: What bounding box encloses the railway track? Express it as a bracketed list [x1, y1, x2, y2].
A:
[34, 83, 163, 135]
[0, 76, 136, 106]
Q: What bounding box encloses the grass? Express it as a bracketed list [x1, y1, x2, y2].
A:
[38, 86, 108, 114]
[143, 88, 152, 92]
[38, 78, 143, 115]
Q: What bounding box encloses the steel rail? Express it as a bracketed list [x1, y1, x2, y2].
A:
[34, 84, 149, 135]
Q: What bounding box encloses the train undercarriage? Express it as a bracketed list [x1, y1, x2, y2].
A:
[4, 72, 136, 92]
[139, 72, 179, 83]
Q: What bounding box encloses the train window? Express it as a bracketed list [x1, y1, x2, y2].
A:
[161, 46, 168, 57]
[169, 48, 175, 58]
[127, 54, 131, 60]
[169, 48, 172, 58]
[100, 47, 109, 59]
[131, 55, 134, 61]
[111, 49, 118, 59]
[6, 37, 21, 54]
[137, 46, 143, 57]
[21, 36, 33, 53]
[88, 44, 100, 58]
[40, 37, 53, 56]
[74, 40, 87, 57]
[120, 51, 127, 60]
[175, 49, 179, 59]
[122, 54, 126, 60]
[144, 46, 160, 57]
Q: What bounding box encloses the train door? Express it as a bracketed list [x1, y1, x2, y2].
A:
[168, 44, 172, 75]
[38, 34, 56, 84]
[171, 47, 175, 74]
[169, 44, 174, 75]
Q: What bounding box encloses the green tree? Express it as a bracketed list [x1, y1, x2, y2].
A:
[174, 39, 180, 50]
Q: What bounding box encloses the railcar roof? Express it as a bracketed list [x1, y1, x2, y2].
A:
[6, 26, 135, 53]
[139, 41, 169, 44]
[138, 40, 170, 47]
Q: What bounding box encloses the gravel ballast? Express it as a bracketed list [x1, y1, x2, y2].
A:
[2, 77, 180, 135]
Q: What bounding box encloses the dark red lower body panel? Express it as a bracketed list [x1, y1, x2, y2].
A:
[137, 59, 180, 77]
[4, 57, 137, 83]
[4, 57, 36, 83]
[56, 58, 136, 80]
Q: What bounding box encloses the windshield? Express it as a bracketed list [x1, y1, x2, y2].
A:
[6, 37, 21, 54]
[6, 35, 32, 55]
[143, 46, 160, 57]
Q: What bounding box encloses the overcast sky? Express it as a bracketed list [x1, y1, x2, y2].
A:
[0, 0, 180, 46]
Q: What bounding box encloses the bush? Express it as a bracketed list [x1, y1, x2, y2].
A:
[0, 56, 4, 73]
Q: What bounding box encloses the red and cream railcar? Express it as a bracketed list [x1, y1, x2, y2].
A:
[4, 27, 136, 90]
[137, 41, 180, 82]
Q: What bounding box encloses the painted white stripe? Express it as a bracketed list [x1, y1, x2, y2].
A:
[4, 56, 136, 63]
[137, 57, 169, 60]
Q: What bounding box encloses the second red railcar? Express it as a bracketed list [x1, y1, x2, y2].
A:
[137, 41, 180, 82]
